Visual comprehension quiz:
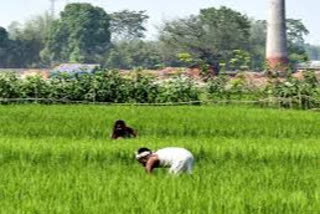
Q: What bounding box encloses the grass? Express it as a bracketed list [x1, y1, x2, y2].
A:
[0, 104, 320, 213]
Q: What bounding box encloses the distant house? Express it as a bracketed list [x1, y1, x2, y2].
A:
[297, 61, 320, 71]
[50, 63, 101, 77]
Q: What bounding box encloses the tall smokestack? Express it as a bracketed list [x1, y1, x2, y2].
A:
[266, 0, 288, 70]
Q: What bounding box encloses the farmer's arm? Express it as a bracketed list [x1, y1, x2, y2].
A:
[111, 132, 118, 139]
[145, 156, 158, 174]
[128, 127, 137, 138]
[132, 129, 137, 137]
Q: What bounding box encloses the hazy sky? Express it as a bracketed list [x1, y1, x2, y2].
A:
[0, 0, 319, 45]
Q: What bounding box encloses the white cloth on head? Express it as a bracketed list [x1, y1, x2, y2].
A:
[155, 147, 194, 174]
[135, 151, 152, 160]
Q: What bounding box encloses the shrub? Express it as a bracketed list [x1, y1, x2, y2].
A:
[206, 75, 229, 100]
[92, 70, 131, 103]
[0, 72, 21, 98]
[128, 72, 159, 103]
[264, 71, 320, 109]
[157, 76, 200, 103]
[20, 75, 52, 99]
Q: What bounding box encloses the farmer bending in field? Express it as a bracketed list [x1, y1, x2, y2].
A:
[111, 120, 137, 140]
[135, 147, 194, 174]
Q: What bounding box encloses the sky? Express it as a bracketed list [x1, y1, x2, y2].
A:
[0, 0, 319, 45]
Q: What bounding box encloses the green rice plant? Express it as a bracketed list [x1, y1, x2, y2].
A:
[0, 105, 320, 213]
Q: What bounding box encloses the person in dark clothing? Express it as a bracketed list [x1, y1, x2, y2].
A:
[111, 120, 137, 139]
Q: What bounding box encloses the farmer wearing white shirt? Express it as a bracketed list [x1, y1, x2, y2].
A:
[135, 147, 194, 174]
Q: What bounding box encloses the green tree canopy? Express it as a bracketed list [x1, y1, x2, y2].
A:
[159, 6, 251, 66]
[104, 40, 162, 69]
[5, 13, 53, 67]
[286, 19, 309, 64]
[110, 10, 149, 41]
[0, 27, 8, 44]
[304, 44, 320, 60]
[0, 27, 25, 68]
[41, 3, 111, 65]
[0, 27, 9, 67]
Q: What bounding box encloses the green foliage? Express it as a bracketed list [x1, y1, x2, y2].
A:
[0, 71, 200, 104]
[248, 20, 266, 71]
[90, 70, 131, 103]
[20, 75, 52, 99]
[0, 72, 21, 98]
[157, 77, 200, 103]
[265, 71, 320, 109]
[0, 14, 54, 68]
[304, 44, 320, 60]
[0, 27, 10, 67]
[160, 6, 251, 66]
[104, 41, 163, 69]
[42, 3, 111, 64]
[1, 5, 315, 70]
[129, 72, 159, 103]
[207, 73, 260, 101]
[287, 19, 309, 64]
[229, 50, 251, 71]
[207, 75, 229, 99]
[226, 73, 248, 98]
[286, 19, 309, 45]
[199, 7, 251, 60]
[110, 10, 149, 41]
[177, 52, 193, 64]
[177, 52, 213, 77]
[1, 70, 320, 109]
[49, 70, 131, 102]
[1, 105, 320, 212]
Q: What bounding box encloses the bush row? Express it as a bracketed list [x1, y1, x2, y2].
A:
[0, 70, 320, 109]
[0, 71, 199, 104]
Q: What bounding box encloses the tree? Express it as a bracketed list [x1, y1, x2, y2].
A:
[304, 44, 320, 60]
[286, 19, 309, 45]
[7, 21, 21, 40]
[0, 27, 8, 44]
[0, 27, 9, 67]
[41, 3, 111, 65]
[110, 10, 149, 41]
[159, 7, 251, 67]
[160, 15, 204, 63]
[1, 13, 54, 68]
[104, 40, 162, 69]
[286, 19, 309, 64]
[0, 27, 23, 68]
[249, 20, 267, 70]
[12, 13, 53, 67]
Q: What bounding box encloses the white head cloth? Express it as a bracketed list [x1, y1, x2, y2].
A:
[135, 151, 152, 160]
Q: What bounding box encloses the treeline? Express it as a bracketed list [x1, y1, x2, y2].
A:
[0, 3, 319, 69]
[305, 44, 320, 60]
